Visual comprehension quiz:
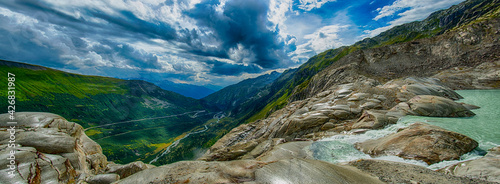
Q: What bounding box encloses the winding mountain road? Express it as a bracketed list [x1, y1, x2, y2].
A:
[83, 110, 207, 131]
[149, 112, 226, 164]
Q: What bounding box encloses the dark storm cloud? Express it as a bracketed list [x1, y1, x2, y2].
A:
[0, 0, 177, 41]
[94, 40, 162, 69]
[0, 24, 61, 67]
[90, 10, 177, 41]
[0, 0, 166, 70]
[176, 28, 228, 58]
[0, 0, 297, 87]
[185, 0, 290, 69]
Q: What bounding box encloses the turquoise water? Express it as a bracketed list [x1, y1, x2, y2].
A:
[311, 90, 500, 169]
[401, 90, 500, 151]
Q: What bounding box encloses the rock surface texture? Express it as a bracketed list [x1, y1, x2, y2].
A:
[440, 146, 500, 183]
[348, 159, 497, 184]
[355, 122, 478, 164]
[114, 158, 384, 184]
[199, 77, 477, 162]
[0, 112, 108, 183]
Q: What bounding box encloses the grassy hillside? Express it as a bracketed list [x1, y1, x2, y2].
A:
[201, 71, 281, 112]
[0, 60, 214, 164]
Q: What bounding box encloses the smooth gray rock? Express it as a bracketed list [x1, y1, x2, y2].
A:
[321, 122, 336, 130]
[355, 122, 478, 164]
[392, 95, 476, 117]
[349, 159, 495, 184]
[113, 160, 264, 184]
[402, 78, 463, 100]
[0, 131, 76, 154]
[352, 110, 393, 130]
[255, 158, 384, 184]
[241, 138, 285, 160]
[256, 141, 313, 162]
[440, 146, 500, 183]
[106, 161, 155, 179]
[87, 174, 120, 184]
[0, 112, 108, 183]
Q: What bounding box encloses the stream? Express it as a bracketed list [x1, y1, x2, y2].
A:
[310, 90, 500, 170]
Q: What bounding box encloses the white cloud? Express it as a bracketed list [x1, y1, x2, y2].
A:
[298, 0, 337, 11]
[302, 25, 348, 52]
[214, 0, 227, 14]
[363, 25, 392, 38]
[374, 0, 464, 21]
[228, 44, 256, 64]
[365, 0, 465, 38]
[267, 0, 293, 33]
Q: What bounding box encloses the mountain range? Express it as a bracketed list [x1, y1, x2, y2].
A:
[128, 78, 216, 99]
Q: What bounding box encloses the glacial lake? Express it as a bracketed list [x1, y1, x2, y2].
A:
[311, 90, 500, 170]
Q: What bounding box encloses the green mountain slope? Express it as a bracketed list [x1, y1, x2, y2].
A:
[242, 0, 500, 122]
[0, 60, 214, 164]
[201, 71, 281, 112]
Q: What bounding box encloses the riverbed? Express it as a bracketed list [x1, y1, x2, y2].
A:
[310, 90, 500, 170]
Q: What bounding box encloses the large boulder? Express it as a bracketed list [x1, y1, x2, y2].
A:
[106, 161, 155, 179]
[348, 159, 494, 184]
[0, 130, 76, 154]
[255, 158, 384, 184]
[391, 95, 476, 117]
[351, 110, 401, 130]
[86, 174, 120, 184]
[400, 77, 463, 100]
[355, 122, 478, 164]
[434, 60, 500, 90]
[255, 141, 313, 162]
[440, 146, 500, 183]
[113, 160, 265, 183]
[240, 138, 285, 160]
[115, 158, 384, 184]
[0, 112, 108, 183]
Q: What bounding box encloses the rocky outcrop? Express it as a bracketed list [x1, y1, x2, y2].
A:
[113, 159, 265, 183]
[105, 161, 155, 179]
[255, 141, 313, 162]
[199, 82, 379, 161]
[391, 95, 475, 117]
[351, 110, 400, 130]
[0, 112, 108, 183]
[348, 159, 496, 184]
[384, 77, 464, 100]
[440, 146, 500, 183]
[295, 7, 500, 101]
[434, 60, 500, 89]
[200, 77, 475, 162]
[114, 158, 384, 184]
[86, 174, 120, 184]
[355, 122, 478, 164]
[255, 158, 384, 184]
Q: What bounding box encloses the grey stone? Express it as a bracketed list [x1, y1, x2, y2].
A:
[355, 122, 478, 164]
[255, 158, 384, 184]
[87, 174, 120, 184]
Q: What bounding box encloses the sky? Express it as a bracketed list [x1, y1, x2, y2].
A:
[0, 0, 465, 89]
